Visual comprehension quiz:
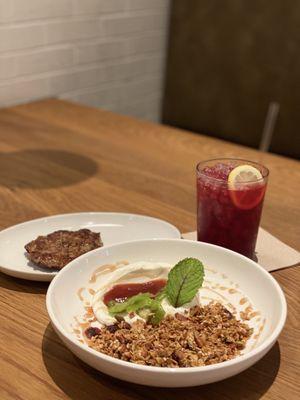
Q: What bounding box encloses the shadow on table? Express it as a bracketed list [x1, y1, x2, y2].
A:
[0, 149, 98, 189]
[0, 272, 49, 294]
[42, 323, 281, 400]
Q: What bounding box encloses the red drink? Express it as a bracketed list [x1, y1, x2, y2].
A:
[196, 159, 269, 258]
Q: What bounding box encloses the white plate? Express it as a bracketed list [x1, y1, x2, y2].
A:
[46, 239, 286, 387]
[0, 212, 180, 281]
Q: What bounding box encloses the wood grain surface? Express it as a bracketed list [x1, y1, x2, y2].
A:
[0, 99, 299, 400]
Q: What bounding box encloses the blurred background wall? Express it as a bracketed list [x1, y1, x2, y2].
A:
[0, 0, 299, 158]
[0, 0, 170, 122]
[163, 0, 300, 158]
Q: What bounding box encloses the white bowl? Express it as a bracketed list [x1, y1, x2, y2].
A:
[46, 239, 286, 387]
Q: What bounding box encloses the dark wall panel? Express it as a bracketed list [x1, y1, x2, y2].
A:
[163, 0, 300, 158]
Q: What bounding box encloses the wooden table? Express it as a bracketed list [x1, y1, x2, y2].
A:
[0, 99, 299, 400]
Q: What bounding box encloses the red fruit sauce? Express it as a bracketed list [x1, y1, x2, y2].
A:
[197, 162, 267, 258]
[103, 279, 167, 305]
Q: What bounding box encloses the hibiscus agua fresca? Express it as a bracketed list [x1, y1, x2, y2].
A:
[196, 159, 269, 259]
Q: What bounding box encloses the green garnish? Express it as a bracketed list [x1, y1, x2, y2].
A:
[148, 300, 165, 325]
[107, 292, 166, 325]
[108, 293, 153, 315]
[106, 257, 205, 325]
[165, 258, 205, 307]
[137, 307, 152, 319]
[155, 288, 166, 302]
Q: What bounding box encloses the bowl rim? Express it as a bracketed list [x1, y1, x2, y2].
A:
[46, 238, 287, 374]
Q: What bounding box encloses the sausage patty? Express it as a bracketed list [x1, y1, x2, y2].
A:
[25, 229, 102, 269]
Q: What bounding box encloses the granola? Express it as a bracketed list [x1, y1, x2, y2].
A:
[84, 302, 253, 367]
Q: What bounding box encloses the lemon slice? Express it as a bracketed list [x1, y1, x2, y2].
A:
[228, 165, 263, 189]
[228, 165, 265, 210]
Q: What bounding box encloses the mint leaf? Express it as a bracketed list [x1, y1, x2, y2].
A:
[165, 258, 204, 307]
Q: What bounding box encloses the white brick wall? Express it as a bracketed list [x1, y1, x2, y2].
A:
[0, 0, 170, 122]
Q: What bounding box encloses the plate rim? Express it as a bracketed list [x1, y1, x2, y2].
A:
[0, 211, 181, 236]
[0, 212, 181, 281]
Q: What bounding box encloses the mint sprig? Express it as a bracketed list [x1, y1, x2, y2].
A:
[165, 258, 204, 307]
[105, 257, 205, 325]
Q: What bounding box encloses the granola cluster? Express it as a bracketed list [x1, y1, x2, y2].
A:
[85, 302, 253, 368]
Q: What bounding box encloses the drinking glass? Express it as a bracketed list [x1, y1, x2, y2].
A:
[196, 158, 269, 259]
